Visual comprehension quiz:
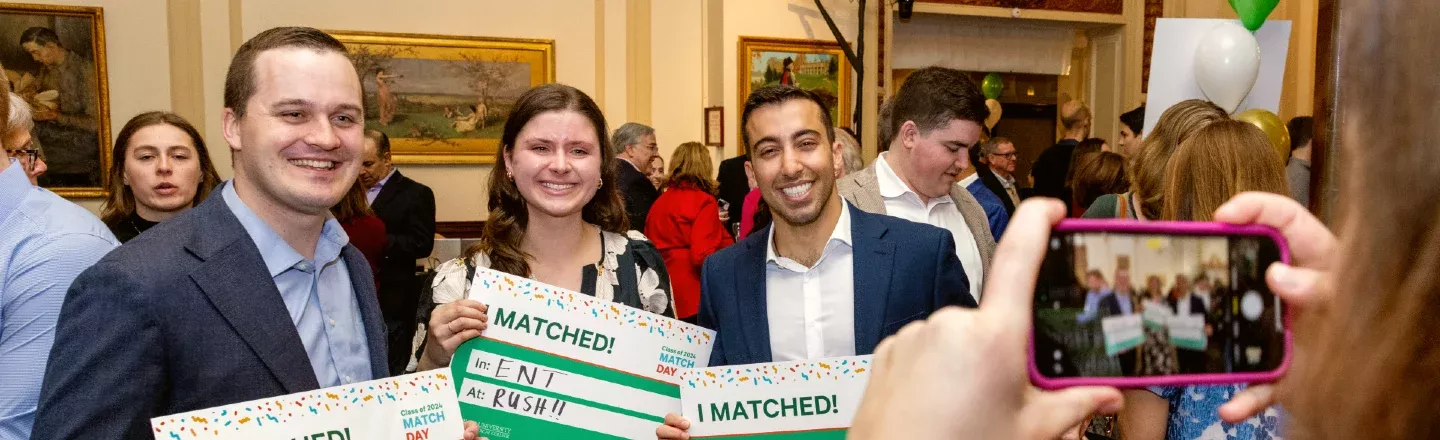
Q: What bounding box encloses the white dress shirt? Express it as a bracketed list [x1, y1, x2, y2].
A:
[874, 154, 985, 300]
[765, 201, 856, 362]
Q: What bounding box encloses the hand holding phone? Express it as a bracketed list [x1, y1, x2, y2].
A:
[1029, 219, 1293, 389]
[1208, 192, 1337, 422]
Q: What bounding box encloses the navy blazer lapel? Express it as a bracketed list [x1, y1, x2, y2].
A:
[370, 170, 406, 212]
[185, 195, 322, 394]
[342, 244, 391, 378]
[735, 227, 773, 364]
[848, 206, 895, 356]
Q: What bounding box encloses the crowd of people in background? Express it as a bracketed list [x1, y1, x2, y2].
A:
[3, 7, 1436, 440]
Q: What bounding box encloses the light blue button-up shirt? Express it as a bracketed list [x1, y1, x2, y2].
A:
[220, 182, 373, 388]
[365, 168, 396, 206]
[0, 159, 118, 439]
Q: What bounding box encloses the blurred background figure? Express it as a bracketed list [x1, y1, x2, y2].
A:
[333, 178, 386, 287]
[3, 93, 46, 185]
[645, 141, 734, 324]
[1285, 116, 1314, 203]
[1068, 151, 1128, 217]
[834, 127, 864, 177]
[1118, 106, 1146, 157]
[648, 155, 666, 189]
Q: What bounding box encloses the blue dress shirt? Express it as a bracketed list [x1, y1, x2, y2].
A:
[220, 182, 372, 387]
[0, 159, 118, 438]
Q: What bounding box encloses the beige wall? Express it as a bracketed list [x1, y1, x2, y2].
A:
[721, 0, 859, 158]
[234, 0, 601, 222]
[20, 0, 173, 213]
[55, 0, 863, 221]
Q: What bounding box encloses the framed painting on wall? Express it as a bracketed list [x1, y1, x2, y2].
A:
[327, 30, 555, 164]
[737, 36, 851, 154]
[0, 3, 111, 197]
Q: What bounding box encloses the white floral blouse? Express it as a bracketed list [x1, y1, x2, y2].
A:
[431, 228, 677, 318]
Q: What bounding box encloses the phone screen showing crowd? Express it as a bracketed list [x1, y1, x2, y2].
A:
[1033, 231, 1285, 378]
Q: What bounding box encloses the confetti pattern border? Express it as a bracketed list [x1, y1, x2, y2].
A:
[472, 268, 714, 347]
[680, 356, 871, 390]
[151, 372, 452, 439]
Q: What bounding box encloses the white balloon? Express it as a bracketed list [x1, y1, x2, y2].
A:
[1193, 22, 1261, 113]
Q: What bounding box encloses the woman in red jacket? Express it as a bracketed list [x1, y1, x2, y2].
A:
[645, 142, 734, 324]
[333, 178, 388, 287]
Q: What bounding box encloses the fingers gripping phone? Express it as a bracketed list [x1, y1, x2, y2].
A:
[1029, 220, 1291, 389]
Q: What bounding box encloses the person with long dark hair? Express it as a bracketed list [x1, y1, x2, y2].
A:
[99, 111, 221, 242]
[418, 84, 677, 372]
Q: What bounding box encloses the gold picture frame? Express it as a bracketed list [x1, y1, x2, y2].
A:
[737, 36, 851, 155]
[1, 2, 111, 197]
[326, 30, 555, 164]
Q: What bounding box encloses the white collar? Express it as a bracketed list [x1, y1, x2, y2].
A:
[957, 173, 979, 187]
[875, 153, 953, 205]
[766, 199, 853, 264]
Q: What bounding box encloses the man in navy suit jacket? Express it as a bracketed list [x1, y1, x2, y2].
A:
[31, 28, 404, 440]
[657, 84, 974, 439]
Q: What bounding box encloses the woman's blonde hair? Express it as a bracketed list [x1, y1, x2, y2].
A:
[667, 141, 716, 193]
[1129, 99, 1228, 219]
[1159, 120, 1287, 221]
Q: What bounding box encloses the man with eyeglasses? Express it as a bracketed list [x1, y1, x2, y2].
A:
[983, 137, 1022, 207]
[0, 77, 118, 439]
[5, 93, 48, 185]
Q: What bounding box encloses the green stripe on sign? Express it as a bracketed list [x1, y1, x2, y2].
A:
[466, 406, 628, 440]
[468, 371, 665, 423]
[694, 429, 849, 439]
[461, 337, 682, 398]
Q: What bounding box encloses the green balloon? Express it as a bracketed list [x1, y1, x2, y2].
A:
[982, 73, 1004, 100]
[1228, 0, 1279, 32]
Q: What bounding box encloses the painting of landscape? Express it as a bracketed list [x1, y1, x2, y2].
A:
[329, 31, 554, 164]
[738, 36, 851, 154]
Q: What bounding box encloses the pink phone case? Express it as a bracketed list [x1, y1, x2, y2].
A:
[1028, 219, 1293, 390]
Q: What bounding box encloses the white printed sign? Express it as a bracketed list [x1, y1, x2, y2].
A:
[151, 371, 462, 440]
[1101, 314, 1144, 356]
[1168, 314, 1209, 351]
[681, 356, 871, 439]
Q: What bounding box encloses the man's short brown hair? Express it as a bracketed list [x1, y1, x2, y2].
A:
[886, 66, 989, 142]
[224, 27, 349, 118]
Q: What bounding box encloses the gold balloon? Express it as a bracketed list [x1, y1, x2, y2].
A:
[1233, 108, 1290, 164]
[985, 99, 1003, 130]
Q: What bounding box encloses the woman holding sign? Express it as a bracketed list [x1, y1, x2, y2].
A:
[418, 84, 678, 372]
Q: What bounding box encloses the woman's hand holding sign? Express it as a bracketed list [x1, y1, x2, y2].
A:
[419, 299, 490, 371]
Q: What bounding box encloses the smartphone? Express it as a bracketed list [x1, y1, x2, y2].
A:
[1028, 220, 1291, 389]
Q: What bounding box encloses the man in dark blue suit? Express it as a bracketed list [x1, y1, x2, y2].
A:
[656, 85, 975, 439]
[31, 27, 477, 440]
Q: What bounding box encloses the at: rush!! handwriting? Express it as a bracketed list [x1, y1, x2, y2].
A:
[492, 307, 616, 353]
[696, 395, 839, 423]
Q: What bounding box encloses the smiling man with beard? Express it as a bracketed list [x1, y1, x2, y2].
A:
[30, 27, 480, 440]
[654, 84, 975, 440]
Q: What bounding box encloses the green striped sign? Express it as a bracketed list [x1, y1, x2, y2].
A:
[452, 268, 715, 439]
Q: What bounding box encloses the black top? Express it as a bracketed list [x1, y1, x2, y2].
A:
[368, 170, 437, 321]
[716, 155, 750, 232]
[618, 159, 660, 233]
[109, 211, 159, 243]
[1031, 138, 1079, 211]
